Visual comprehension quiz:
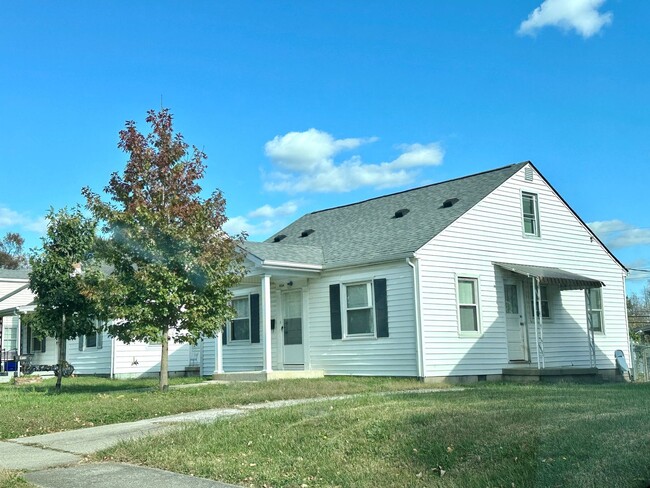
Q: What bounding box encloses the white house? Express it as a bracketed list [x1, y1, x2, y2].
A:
[1, 161, 631, 382]
[217, 161, 630, 382]
[0, 270, 207, 379]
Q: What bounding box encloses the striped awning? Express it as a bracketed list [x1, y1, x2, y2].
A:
[495, 263, 603, 290]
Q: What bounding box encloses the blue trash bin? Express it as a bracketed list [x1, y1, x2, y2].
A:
[5, 361, 17, 372]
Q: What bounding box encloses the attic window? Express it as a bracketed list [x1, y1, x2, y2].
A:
[442, 198, 459, 208]
[273, 234, 287, 243]
[393, 208, 410, 219]
[300, 229, 315, 238]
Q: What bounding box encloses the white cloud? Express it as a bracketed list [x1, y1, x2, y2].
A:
[248, 201, 299, 219]
[588, 220, 650, 249]
[0, 207, 24, 227]
[587, 219, 629, 235]
[0, 206, 46, 234]
[263, 129, 444, 193]
[518, 0, 612, 38]
[225, 201, 300, 239]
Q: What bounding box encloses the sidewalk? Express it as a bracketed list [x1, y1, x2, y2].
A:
[1, 387, 454, 487]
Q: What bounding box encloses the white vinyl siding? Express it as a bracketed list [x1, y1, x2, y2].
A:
[307, 261, 418, 377]
[416, 164, 628, 379]
[223, 287, 263, 372]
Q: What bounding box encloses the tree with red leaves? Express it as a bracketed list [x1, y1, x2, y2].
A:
[83, 109, 245, 391]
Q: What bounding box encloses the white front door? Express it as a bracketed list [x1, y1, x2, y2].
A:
[504, 282, 528, 361]
[282, 290, 304, 367]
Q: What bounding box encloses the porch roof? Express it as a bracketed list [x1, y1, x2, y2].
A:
[0, 303, 35, 317]
[495, 262, 603, 290]
[242, 242, 324, 267]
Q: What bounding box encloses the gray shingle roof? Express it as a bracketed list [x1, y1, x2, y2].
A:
[248, 162, 527, 269]
[0, 268, 30, 280]
[242, 242, 323, 266]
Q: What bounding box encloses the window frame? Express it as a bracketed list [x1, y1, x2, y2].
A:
[230, 295, 251, 342]
[521, 191, 541, 238]
[456, 276, 481, 336]
[586, 288, 605, 334]
[84, 333, 98, 349]
[530, 284, 551, 320]
[342, 281, 376, 339]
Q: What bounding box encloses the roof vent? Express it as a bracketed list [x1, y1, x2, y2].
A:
[300, 229, 315, 238]
[525, 167, 534, 181]
[393, 208, 410, 219]
[273, 234, 287, 243]
[442, 198, 459, 208]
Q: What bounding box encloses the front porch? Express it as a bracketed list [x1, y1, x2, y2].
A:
[217, 242, 325, 378]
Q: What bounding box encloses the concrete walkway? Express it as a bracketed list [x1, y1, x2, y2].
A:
[0, 387, 456, 487]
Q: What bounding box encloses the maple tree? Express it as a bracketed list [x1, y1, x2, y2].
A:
[28, 207, 100, 393]
[0, 232, 27, 269]
[83, 109, 245, 391]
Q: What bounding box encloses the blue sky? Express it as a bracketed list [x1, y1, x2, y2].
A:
[1, 0, 649, 294]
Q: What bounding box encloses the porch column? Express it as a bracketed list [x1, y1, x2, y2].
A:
[215, 332, 224, 374]
[15, 313, 21, 378]
[262, 275, 272, 372]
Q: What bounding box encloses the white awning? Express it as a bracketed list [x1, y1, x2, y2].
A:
[495, 263, 603, 290]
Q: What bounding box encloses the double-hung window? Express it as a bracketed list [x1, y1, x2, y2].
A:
[530, 285, 550, 319]
[344, 282, 375, 336]
[231, 296, 251, 341]
[522, 192, 540, 237]
[586, 288, 604, 333]
[458, 278, 479, 332]
[85, 333, 97, 348]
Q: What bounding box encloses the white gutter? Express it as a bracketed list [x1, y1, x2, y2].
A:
[407, 257, 425, 378]
[261, 260, 322, 272]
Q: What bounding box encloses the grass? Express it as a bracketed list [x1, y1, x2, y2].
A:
[0, 375, 438, 439]
[98, 382, 650, 488]
[0, 470, 34, 488]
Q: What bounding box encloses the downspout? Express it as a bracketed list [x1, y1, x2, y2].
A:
[407, 257, 425, 379]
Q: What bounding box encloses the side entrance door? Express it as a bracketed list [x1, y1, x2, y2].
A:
[282, 290, 304, 368]
[504, 282, 528, 361]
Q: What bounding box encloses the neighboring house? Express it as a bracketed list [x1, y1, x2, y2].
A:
[0, 269, 208, 379]
[218, 161, 630, 382]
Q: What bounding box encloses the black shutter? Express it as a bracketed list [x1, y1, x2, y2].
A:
[374, 278, 389, 338]
[41, 338, 46, 353]
[222, 327, 227, 345]
[330, 284, 342, 340]
[250, 294, 260, 343]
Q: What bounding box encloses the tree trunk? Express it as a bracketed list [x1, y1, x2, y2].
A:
[160, 324, 169, 392]
[55, 314, 66, 393]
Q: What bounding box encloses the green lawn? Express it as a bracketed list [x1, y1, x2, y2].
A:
[98, 382, 650, 488]
[0, 470, 34, 488]
[0, 376, 438, 439]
